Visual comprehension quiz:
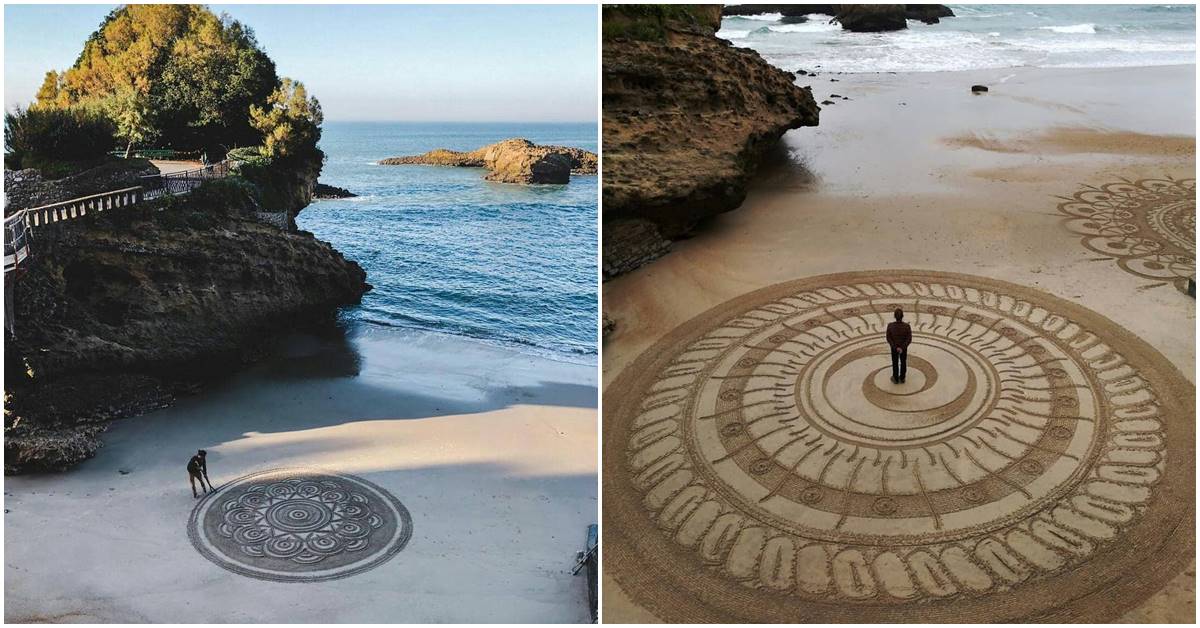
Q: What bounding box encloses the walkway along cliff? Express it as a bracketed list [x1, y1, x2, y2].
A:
[4, 157, 370, 473]
[601, 5, 821, 278]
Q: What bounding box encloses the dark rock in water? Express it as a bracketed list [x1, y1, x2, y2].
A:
[833, 4, 954, 32]
[972, 84, 989, 94]
[779, 15, 809, 24]
[831, 94, 842, 98]
[118, 468, 131, 475]
[821, 100, 836, 105]
[836, 5, 908, 32]
[4, 171, 369, 474]
[380, 138, 596, 184]
[603, 5, 820, 277]
[906, 4, 955, 24]
[313, 183, 357, 199]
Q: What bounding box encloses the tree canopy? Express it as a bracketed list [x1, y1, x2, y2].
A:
[33, 4, 286, 156]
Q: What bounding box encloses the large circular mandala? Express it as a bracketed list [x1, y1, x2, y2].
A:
[604, 271, 1194, 623]
[1057, 176, 1195, 292]
[188, 468, 413, 582]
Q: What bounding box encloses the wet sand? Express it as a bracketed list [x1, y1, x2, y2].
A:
[5, 326, 597, 623]
[602, 64, 1195, 623]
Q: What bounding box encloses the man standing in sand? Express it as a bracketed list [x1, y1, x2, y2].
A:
[886, 308, 911, 384]
[187, 450, 212, 498]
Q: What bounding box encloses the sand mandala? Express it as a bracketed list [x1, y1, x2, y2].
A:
[604, 271, 1193, 623]
[1056, 176, 1195, 292]
[188, 468, 413, 582]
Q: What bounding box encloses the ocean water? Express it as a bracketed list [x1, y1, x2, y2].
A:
[718, 4, 1196, 73]
[297, 122, 598, 362]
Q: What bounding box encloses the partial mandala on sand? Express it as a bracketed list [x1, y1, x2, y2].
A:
[1057, 176, 1196, 292]
[604, 270, 1194, 623]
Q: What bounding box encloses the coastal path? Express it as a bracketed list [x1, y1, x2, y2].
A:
[3, 160, 232, 275]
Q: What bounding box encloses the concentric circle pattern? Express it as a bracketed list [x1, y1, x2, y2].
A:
[605, 271, 1193, 623]
[1057, 177, 1195, 292]
[188, 468, 413, 582]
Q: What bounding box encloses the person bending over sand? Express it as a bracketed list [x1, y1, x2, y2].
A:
[886, 308, 912, 384]
[187, 449, 212, 498]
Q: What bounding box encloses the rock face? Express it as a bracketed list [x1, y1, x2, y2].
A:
[602, 5, 819, 277]
[4, 181, 369, 473]
[4, 159, 159, 215]
[313, 183, 357, 199]
[380, 138, 597, 184]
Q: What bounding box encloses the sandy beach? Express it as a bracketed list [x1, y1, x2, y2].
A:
[603, 63, 1195, 623]
[5, 326, 597, 623]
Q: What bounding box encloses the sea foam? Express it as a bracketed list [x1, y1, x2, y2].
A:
[1038, 23, 1097, 34]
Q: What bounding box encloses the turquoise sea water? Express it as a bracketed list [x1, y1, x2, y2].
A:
[720, 4, 1196, 73]
[297, 122, 597, 362]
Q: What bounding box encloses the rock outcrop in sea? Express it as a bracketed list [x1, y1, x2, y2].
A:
[602, 5, 820, 277]
[380, 138, 597, 184]
[314, 182, 357, 199]
[4, 160, 369, 473]
[721, 4, 955, 30]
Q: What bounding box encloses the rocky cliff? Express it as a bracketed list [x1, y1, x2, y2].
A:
[4, 175, 369, 473]
[380, 138, 598, 184]
[602, 5, 820, 277]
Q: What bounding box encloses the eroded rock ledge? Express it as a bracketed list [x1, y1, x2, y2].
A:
[380, 138, 597, 184]
[602, 5, 820, 277]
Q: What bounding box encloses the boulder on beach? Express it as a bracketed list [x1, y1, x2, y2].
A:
[972, 84, 989, 94]
[602, 4, 820, 277]
[380, 138, 596, 184]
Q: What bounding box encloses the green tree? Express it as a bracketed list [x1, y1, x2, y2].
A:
[105, 88, 156, 157]
[249, 78, 323, 160]
[35, 5, 278, 153]
[4, 106, 117, 170]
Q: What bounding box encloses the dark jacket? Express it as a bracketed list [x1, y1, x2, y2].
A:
[187, 455, 206, 475]
[887, 321, 912, 350]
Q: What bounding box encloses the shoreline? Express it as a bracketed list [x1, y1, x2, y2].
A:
[602, 62, 1194, 622]
[346, 316, 599, 367]
[6, 322, 597, 622]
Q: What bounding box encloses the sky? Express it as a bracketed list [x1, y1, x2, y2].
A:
[3, 4, 598, 122]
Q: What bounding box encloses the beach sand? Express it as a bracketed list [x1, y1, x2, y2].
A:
[602, 64, 1195, 623]
[5, 326, 597, 623]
